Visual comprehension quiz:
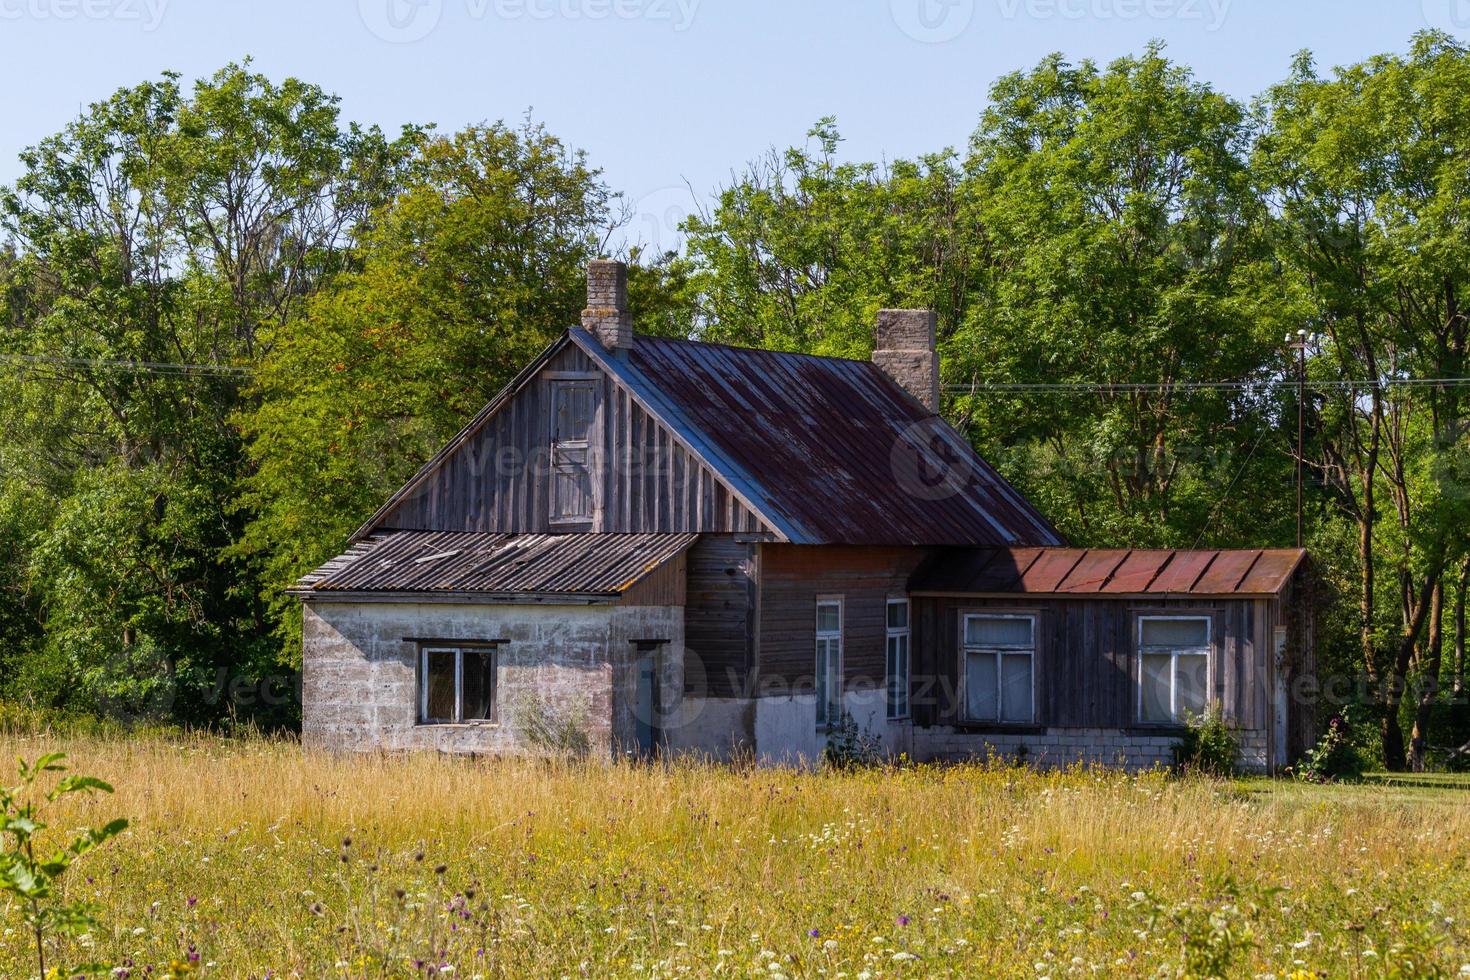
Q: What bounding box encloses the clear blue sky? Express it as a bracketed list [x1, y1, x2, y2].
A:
[0, 0, 1463, 251]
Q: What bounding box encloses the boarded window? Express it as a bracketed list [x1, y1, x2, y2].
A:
[1137, 617, 1210, 724]
[419, 645, 498, 724]
[815, 599, 843, 727]
[551, 381, 596, 524]
[886, 599, 910, 720]
[962, 614, 1035, 724]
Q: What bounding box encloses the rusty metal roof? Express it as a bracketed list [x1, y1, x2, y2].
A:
[910, 547, 1306, 596]
[576, 330, 1063, 547]
[293, 531, 697, 599]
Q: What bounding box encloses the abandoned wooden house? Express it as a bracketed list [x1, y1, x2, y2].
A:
[292, 261, 1319, 771]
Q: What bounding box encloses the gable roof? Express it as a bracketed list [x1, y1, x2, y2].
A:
[292, 531, 697, 601]
[910, 547, 1306, 597]
[353, 328, 1063, 548]
[574, 330, 1061, 547]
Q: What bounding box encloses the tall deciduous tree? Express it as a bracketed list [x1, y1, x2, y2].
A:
[1256, 32, 1470, 769]
[0, 63, 412, 721]
[956, 45, 1287, 547]
[237, 121, 620, 659]
[684, 118, 981, 358]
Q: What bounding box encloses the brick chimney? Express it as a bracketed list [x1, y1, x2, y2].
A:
[873, 309, 939, 412]
[582, 259, 633, 352]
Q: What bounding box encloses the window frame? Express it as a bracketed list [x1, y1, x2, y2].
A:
[960, 612, 1037, 726]
[1134, 614, 1213, 727]
[417, 643, 499, 726]
[815, 597, 844, 729]
[885, 598, 911, 721]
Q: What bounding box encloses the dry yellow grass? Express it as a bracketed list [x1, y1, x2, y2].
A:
[0, 734, 1466, 978]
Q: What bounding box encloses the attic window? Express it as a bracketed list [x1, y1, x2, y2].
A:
[419, 644, 498, 725]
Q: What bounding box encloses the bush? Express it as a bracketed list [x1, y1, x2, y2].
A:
[513, 693, 592, 758]
[1172, 705, 1239, 777]
[1292, 709, 1365, 783]
[821, 711, 884, 770]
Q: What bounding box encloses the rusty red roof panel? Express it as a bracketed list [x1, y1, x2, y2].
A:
[1147, 550, 1217, 594]
[1055, 550, 1131, 593]
[1017, 549, 1086, 592]
[292, 531, 698, 598]
[587, 332, 1065, 548]
[1238, 549, 1307, 593]
[1103, 550, 1174, 593]
[912, 548, 1305, 596]
[1192, 549, 1262, 594]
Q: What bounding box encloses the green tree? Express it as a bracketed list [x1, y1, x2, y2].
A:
[684, 117, 981, 358]
[237, 121, 620, 659]
[955, 45, 1287, 547]
[1256, 32, 1470, 769]
[0, 63, 413, 722]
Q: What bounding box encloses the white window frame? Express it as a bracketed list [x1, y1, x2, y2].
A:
[886, 598, 911, 721]
[418, 645, 498, 725]
[961, 613, 1037, 725]
[815, 598, 844, 729]
[1135, 615, 1212, 726]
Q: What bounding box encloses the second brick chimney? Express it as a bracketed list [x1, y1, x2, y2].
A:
[873, 309, 939, 412]
[582, 259, 633, 352]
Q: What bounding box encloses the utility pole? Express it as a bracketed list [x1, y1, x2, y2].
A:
[1287, 329, 1310, 549]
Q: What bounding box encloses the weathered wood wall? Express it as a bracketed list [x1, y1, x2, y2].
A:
[683, 536, 756, 698]
[911, 594, 1276, 731]
[755, 544, 927, 693]
[619, 552, 687, 607]
[378, 345, 769, 536]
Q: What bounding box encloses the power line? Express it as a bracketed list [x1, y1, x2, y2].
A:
[0, 353, 253, 377]
[944, 378, 1470, 393]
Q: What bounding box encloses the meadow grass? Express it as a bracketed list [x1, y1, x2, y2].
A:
[0, 734, 1466, 979]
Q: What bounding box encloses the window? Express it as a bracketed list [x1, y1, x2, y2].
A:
[962, 614, 1035, 724]
[419, 645, 498, 724]
[886, 599, 911, 720]
[550, 380, 596, 525]
[815, 599, 843, 727]
[1137, 617, 1211, 724]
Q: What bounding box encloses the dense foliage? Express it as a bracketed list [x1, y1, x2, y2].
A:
[0, 38, 1467, 768]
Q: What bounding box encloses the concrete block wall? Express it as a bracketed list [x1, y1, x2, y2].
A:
[302, 601, 682, 757]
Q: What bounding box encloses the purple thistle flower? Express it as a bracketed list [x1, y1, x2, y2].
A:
[896, 915, 911, 927]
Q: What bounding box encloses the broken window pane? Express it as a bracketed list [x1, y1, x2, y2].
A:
[424, 649, 456, 722]
[461, 648, 496, 721]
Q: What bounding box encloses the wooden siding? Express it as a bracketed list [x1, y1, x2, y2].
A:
[911, 595, 1276, 731]
[619, 552, 687, 607]
[378, 346, 770, 536]
[756, 544, 928, 693]
[683, 536, 756, 698]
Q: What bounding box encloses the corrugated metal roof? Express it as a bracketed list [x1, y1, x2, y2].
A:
[293, 531, 697, 598]
[575, 330, 1063, 547]
[910, 547, 1305, 596]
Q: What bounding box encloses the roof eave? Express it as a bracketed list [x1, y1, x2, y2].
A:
[291, 588, 623, 606]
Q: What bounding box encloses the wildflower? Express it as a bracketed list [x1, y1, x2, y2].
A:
[896, 915, 911, 927]
[809, 929, 821, 938]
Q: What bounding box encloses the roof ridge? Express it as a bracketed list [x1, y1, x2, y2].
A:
[634, 332, 878, 367]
